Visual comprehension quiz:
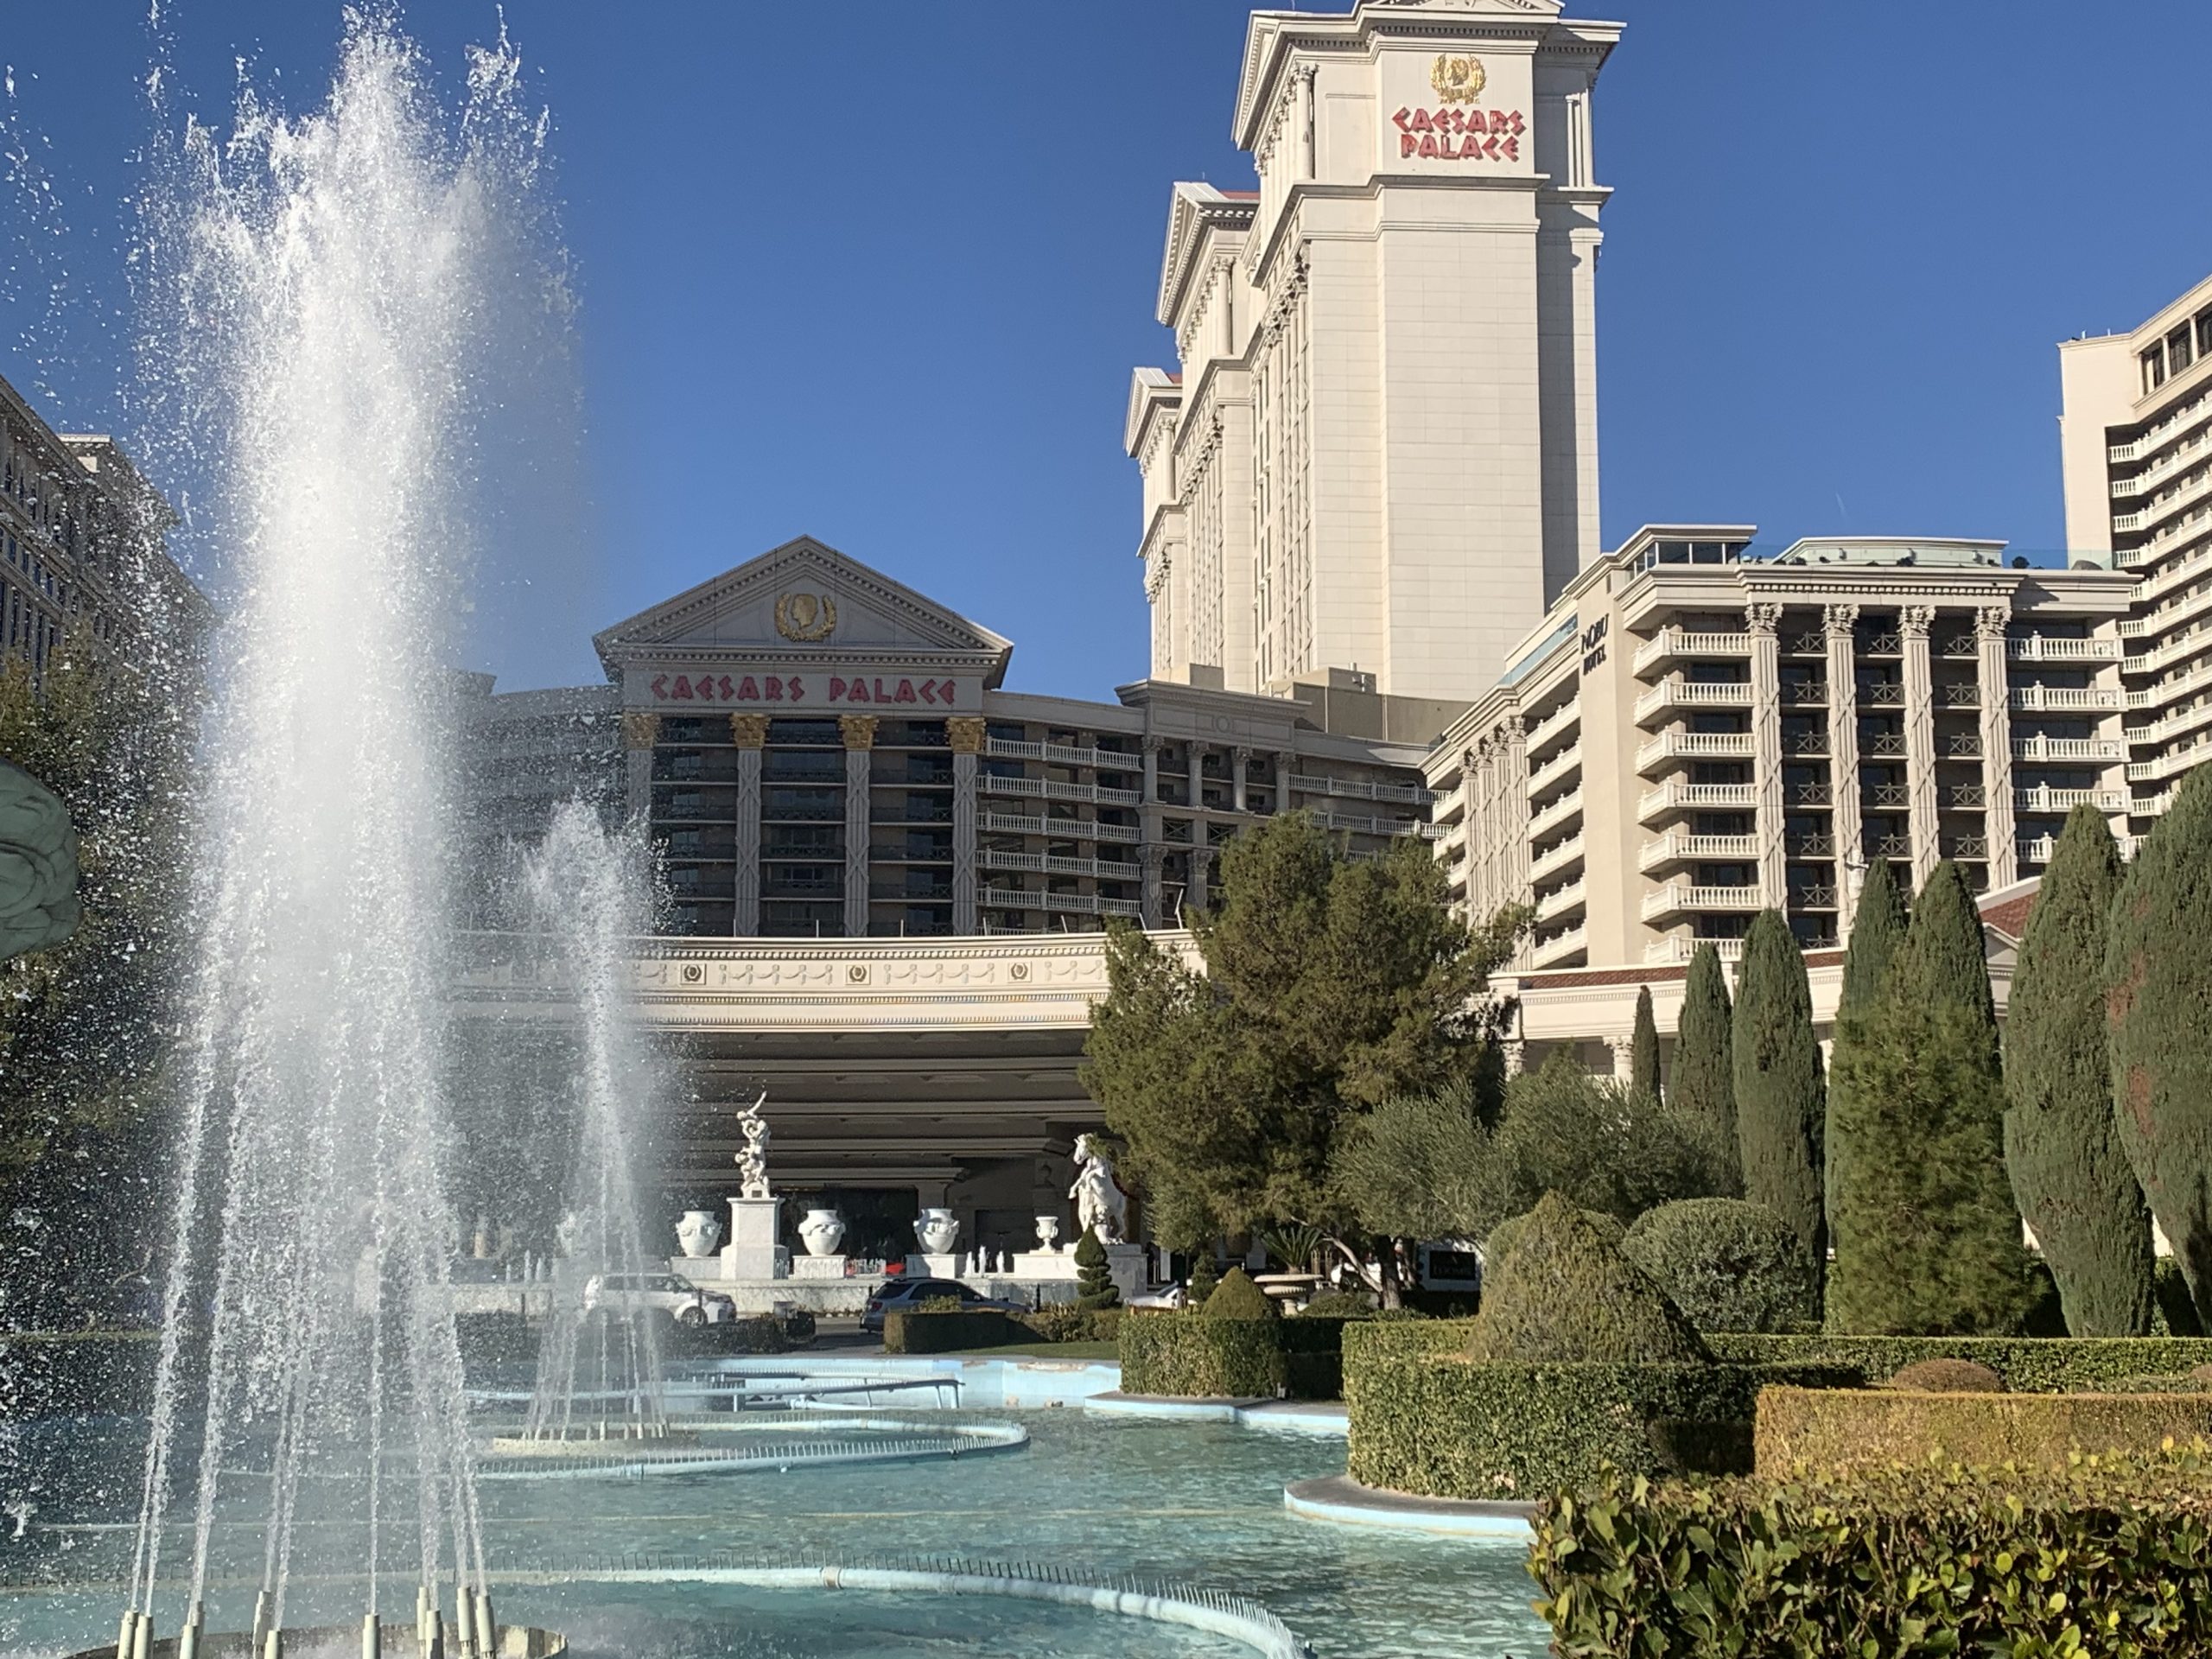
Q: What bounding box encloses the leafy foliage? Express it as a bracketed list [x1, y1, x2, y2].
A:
[1185, 1249, 1219, 1306]
[1465, 1192, 1710, 1365]
[1629, 984, 1661, 1105]
[2106, 763, 2212, 1326]
[1332, 1084, 1493, 1242]
[1883, 1357, 2005, 1393]
[1486, 1204, 1624, 1265]
[2005, 805, 2156, 1336]
[1827, 854, 1906, 1236]
[1080, 813, 1517, 1243]
[1073, 1224, 1121, 1312]
[1669, 944, 1740, 1192]
[1730, 911, 1826, 1274]
[1530, 1447, 2212, 1659]
[1828, 861, 2033, 1335]
[1481, 1052, 1738, 1228]
[1202, 1265, 1276, 1320]
[1621, 1198, 1818, 1334]
[1756, 1383, 2212, 1477]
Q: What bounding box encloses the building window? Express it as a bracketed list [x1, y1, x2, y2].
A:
[2144, 343, 2168, 392]
[2170, 325, 2196, 376]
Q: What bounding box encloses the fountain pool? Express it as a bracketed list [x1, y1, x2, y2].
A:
[0, 1408, 1548, 1659]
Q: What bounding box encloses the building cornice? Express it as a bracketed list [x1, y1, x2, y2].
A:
[1157, 183, 1256, 331]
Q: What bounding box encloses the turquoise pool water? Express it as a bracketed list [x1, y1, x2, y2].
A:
[0, 1409, 1550, 1659]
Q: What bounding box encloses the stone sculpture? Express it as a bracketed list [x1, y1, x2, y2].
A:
[0, 759, 79, 959]
[1069, 1135, 1128, 1244]
[798, 1207, 846, 1256]
[913, 1207, 959, 1255]
[732, 1090, 772, 1199]
[676, 1210, 721, 1258]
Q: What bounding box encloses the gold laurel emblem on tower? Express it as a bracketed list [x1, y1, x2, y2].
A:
[774, 591, 837, 642]
[1431, 54, 1486, 104]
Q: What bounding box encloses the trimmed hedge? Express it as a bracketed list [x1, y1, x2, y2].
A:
[1756, 1384, 2212, 1475]
[1707, 1332, 2212, 1391]
[1117, 1312, 1353, 1399]
[883, 1309, 1032, 1354]
[1530, 1447, 2212, 1657]
[1344, 1352, 1854, 1498]
[1343, 1316, 1477, 1369]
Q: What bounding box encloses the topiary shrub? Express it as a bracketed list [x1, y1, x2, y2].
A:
[1886, 1357, 2006, 1393]
[1295, 1290, 1375, 1319]
[1622, 1198, 1818, 1333]
[1204, 1266, 1278, 1319]
[1486, 1204, 1624, 1267]
[1465, 1192, 1710, 1365]
[1187, 1249, 1220, 1306]
[1074, 1226, 1121, 1313]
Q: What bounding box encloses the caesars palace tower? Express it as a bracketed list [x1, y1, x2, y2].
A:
[1128, 0, 1616, 704]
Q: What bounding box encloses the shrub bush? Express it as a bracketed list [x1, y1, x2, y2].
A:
[1622, 1198, 1817, 1333]
[1885, 1357, 2005, 1393]
[1705, 1332, 2212, 1391]
[882, 1308, 1032, 1354]
[1294, 1290, 1375, 1319]
[1203, 1266, 1277, 1319]
[1118, 1309, 1352, 1399]
[1530, 1447, 2212, 1658]
[2107, 1365, 2212, 1392]
[1074, 1226, 1121, 1313]
[1467, 1192, 1708, 1365]
[1485, 1205, 1624, 1266]
[1345, 1351, 1853, 1498]
[1755, 1384, 2212, 1476]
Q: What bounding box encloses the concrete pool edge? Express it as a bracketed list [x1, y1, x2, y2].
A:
[1084, 1392, 1350, 1436]
[1282, 1476, 1537, 1540]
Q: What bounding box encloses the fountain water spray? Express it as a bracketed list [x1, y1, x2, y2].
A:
[120, 11, 563, 1648]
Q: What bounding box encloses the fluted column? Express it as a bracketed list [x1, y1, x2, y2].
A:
[1747, 604, 1787, 908]
[730, 713, 766, 936]
[1501, 716, 1529, 904]
[1822, 606, 1862, 931]
[1274, 753, 1291, 813]
[1141, 738, 1160, 804]
[1976, 603, 2018, 888]
[1464, 745, 1489, 918]
[1189, 842, 1215, 914]
[1141, 845, 1164, 929]
[621, 711, 659, 825]
[1900, 606, 1939, 887]
[841, 715, 876, 938]
[1607, 1033, 1638, 1083]
[948, 716, 985, 934]
[1231, 746, 1250, 813]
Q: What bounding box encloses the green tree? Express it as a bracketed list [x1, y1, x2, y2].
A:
[2107, 766, 2212, 1325]
[1828, 861, 2033, 1334]
[0, 632, 198, 1323]
[1332, 1084, 1494, 1243]
[1074, 1226, 1121, 1312]
[1827, 856, 1909, 1236]
[1731, 911, 1826, 1273]
[1082, 812, 1516, 1252]
[1629, 984, 1661, 1105]
[2005, 806, 2153, 1336]
[1482, 1052, 1735, 1227]
[1671, 944, 1740, 1193]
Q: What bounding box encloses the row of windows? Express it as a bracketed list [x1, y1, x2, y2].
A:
[2141, 306, 2212, 393]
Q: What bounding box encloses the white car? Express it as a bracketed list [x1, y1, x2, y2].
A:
[1126, 1285, 1187, 1310]
[581, 1271, 737, 1327]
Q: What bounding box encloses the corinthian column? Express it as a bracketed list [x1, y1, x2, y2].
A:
[730, 712, 766, 936]
[1976, 603, 2018, 887]
[1746, 604, 1787, 909]
[621, 710, 659, 826]
[1822, 606, 1862, 931]
[1900, 606, 1939, 887]
[841, 715, 876, 939]
[948, 715, 985, 934]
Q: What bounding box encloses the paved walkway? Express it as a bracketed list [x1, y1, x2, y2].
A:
[1282, 1474, 1536, 1538]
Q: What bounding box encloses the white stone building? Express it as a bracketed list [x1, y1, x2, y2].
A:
[1129, 0, 1617, 706]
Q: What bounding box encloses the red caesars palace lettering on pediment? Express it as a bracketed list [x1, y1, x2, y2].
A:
[1392, 105, 1523, 162]
[645, 671, 963, 707]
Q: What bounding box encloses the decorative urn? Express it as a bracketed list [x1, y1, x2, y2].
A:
[798, 1207, 847, 1257]
[675, 1209, 722, 1260]
[913, 1207, 960, 1255]
[1034, 1214, 1062, 1253]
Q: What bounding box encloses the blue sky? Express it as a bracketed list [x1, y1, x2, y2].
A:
[5, 2, 2211, 695]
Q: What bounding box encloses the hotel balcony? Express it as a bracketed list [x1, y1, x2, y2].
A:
[2018, 831, 2139, 865]
[1523, 699, 1582, 761]
[2012, 734, 2124, 762]
[1529, 925, 1588, 969]
[1634, 679, 1752, 726]
[984, 735, 1141, 773]
[979, 886, 1143, 919]
[1528, 831, 1586, 888]
[1644, 935, 1745, 966]
[1535, 878, 1587, 926]
[1528, 789, 1584, 842]
[1631, 628, 1751, 676]
[1638, 831, 1758, 875]
[1288, 772, 1434, 807]
[976, 810, 1142, 843]
[1641, 882, 1764, 924]
[1523, 745, 1582, 800]
[2014, 785, 2127, 815]
[1637, 779, 1755, 827]
[1634, 729, 1753, 776]
[976, 848, 1140, 880]
[2126, 741, 2212, 784]
[1307, 808, 1443, 839]
[2007, 634, 2120, 663]
[980, 773, 1142, 807]
[2009, 685, 2120, 713]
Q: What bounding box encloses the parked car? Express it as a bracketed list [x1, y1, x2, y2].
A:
[1127, 1285, 1186, 1310]
[581, 1270, 737, 1327]
[861, 1276, 1024, 1335]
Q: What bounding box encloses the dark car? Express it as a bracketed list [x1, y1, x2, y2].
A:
[861, 1276, 1025, 1335]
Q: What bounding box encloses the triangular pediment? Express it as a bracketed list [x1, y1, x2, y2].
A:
[594, 537, 1014, 678]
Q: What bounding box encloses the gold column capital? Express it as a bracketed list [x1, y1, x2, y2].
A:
[620, 711, 660, 752]
[839, 715, 879, 751]
[728, 713, 768, 749]
[946, 716, 987, 755]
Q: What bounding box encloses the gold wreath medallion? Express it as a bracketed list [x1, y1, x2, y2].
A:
[774, 591, 838, 642]
[1431, 54, 1486, 105]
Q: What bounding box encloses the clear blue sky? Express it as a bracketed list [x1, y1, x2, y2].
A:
[6, 2, 2211, 695]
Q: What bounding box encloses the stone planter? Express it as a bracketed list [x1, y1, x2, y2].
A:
[913, 1207, 960, 1255]
[1034, 1215, 1062, 1253]
[798, 1207, 847, 1257]
[675, 1210, 721, 1259]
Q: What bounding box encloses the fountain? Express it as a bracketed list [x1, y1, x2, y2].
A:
[97, 14, 569, 1656]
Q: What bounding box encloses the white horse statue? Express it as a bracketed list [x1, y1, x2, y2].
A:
[1068, 1135, 1128, 1244]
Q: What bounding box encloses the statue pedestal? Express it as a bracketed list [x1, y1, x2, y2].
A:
[721, 1196, 785, 1281]
[788, 1254, 848, 1281]
[1010, 1249, 1077, 1281]
[1102, 1242, 1148, 1301]
[904, 1252, 962, 1279]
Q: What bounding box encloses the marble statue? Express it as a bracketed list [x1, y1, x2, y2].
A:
[0, 759, 79, 959]
[733, 1090, 772, 1199]
[1069, 1135, 1128, 1244]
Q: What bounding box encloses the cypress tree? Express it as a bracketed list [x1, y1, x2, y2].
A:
[1828, 861, 2031, 1334]
[1630, 984, 1662, 1105]
[1827, 856, 1909, 1236]
[1074, 1226, 1121, 1312]
[2005, 806, 2153, 1335]
[1671, 944, 1741, 1192]
[2107, 765, 2212, 1326]
[1732, 911, 1826, 1274]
